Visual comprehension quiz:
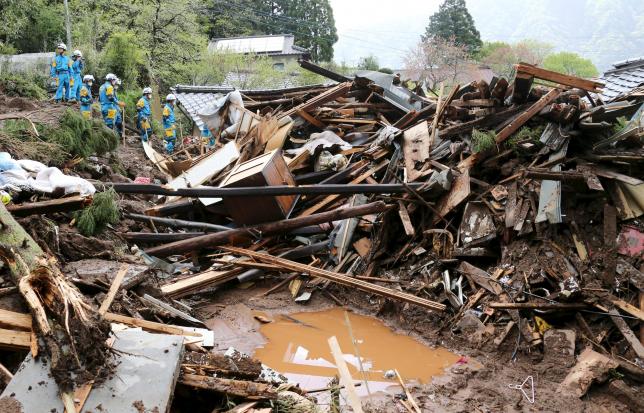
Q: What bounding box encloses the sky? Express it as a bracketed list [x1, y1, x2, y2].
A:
[329, 0, 442, 69]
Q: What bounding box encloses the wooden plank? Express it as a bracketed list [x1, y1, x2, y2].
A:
[487, 302, 588, 310]
[7, 196, 89, 217]
[609, 296, 644, 322]
[397, 201, 415, 237]
[430, 83, 445, 147]
[402, 121, 430, 182]
[495, 88, 562, 144]
[609, 309, 644, 359]
[180, 374, 278, 400]
[516, 63, 604, 92]
[603, 205, 617, 287]
[223, 247, 445, 312]
[296, 109, 326, 129]
[282, 82, 353, 118]
[394, 370, 421, 413]
[328, 336, 364, 413]
[104, 313, 201, 337]
[0, 328, 30, 349]
[434, 169, 470, 222]
[452, 99, 496, 107]
[98, 264, 129, 315]
[0, 308, 32, 331]
[160, 269, 243, 298]
[298, 161, 388, 217]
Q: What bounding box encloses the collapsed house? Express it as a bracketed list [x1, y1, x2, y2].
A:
[0, 59, 642, 412]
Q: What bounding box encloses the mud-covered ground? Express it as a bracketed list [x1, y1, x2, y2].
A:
[190, 277, 635, 413]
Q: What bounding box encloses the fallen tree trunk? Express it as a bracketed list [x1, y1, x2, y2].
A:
[0, 203, 112, 392]
[145, 201, 393, 257]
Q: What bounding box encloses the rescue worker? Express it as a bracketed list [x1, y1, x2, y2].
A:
[136, 87, 153, 141]
[50, 43, 72, 102]
[79, 75, 94, 120]
[70, 50, 84, 102]
[99, 73, 122, 134]
[162, 94, 177, 153]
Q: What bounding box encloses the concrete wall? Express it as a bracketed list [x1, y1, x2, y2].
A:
[0, 52, 52, 76]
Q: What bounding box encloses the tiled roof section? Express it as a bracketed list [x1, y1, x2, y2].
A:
[600, 58, 644, 102]
[173, 90, 223, 130]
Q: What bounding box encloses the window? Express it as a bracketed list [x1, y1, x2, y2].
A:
[273, 62, 285, 71]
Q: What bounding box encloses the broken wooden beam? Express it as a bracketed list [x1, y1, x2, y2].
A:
[608, 308, 644, 359]
[222, 246, 446, 312]
[7, 195, 90, 217]
[495, 88, 562, 144]
[515, 63, 604, 92]
[180, 374, 278, 400]
[123, 212, 230, 232]
[145, 201, 392, 257]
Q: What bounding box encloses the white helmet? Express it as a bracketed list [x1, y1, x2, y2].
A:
[142, 87, 152, 95]
[166, 93, 176, 101]
[105, 73, 117, 81]
[73, 50, 82, 57]
[83, 75, 95, 82]
[57, 43, 67, 51]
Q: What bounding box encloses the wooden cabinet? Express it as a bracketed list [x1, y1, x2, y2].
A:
[220, 150, 297, 225]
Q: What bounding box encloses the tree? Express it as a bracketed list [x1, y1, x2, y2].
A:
[543, 51, 598, 78]
[423, 0, 482, 54]
[404, 36, 470, 91]
[102, 32, 145, 86]
[357, 55, 379, 71]
[477, 39, 553, 78]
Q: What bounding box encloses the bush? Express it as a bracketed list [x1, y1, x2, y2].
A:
[74, 188, 120, 236]
[102, 32, 145, 88]
[471, 129, 496, 153]
[45, 110, 120, 158]
[0, 73, 48, 99]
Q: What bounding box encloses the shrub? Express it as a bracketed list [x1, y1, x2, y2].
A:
[471, 129, 496, 152]
[0, 74, 48, 99]
[74, 188, 120, 236]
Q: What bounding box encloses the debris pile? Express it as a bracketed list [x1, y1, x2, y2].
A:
[0, 61, 642, 411]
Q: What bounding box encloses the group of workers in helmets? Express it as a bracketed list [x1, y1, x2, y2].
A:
[50, 42, 178, 154]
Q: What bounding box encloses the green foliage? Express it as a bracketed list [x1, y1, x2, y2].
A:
[476, 39, 553, 78]
[471, 129, 496, 153]
[0, 0, 64, 52]
[102, 32, 145, 87]
[74, 188, 120, 236]
[357, 55, 379, 71]
[0, 73, 48, 99]
[506, 124, 544, 148]
[543, 52, 599, 78]
[424, 0, 482, 54]
[378, 67, 394, 74]
[45, 110, 119, 159]
[611, 116, 628, 135]
[205, 0, 338, 62]
[0, 42, 17, 54]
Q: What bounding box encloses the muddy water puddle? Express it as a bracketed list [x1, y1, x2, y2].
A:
[254, 307, 460, 396]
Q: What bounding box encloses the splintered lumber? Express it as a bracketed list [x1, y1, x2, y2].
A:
[515, 63, 604, 92]
[0, 307, 201, 338]
[7, 195, 90, 217]
[282, 81, 353, 118]
[222, 247, 446, 312]
[495, 88, 562, 144]
[180, 374, 278, 400]
[328, 336, 364, 413]
[98, 264, 129, 315]
[145, 201, 392, 257]
[160, 268, 244, 298]
[609, 309, 644, 359]
[440, 104, 530, 137]
[0, 202, 112, 392]
[487, 302, 588, 310]
[123, 232, 206, 243]
[402, 121, 430, 182]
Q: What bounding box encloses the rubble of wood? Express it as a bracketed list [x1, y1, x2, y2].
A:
[0, 61, 642, 411]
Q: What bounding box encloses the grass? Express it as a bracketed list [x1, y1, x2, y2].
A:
[506, 125, 545, 148]
[74, 188, 120, 236]
[471, 129, 497, 153]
